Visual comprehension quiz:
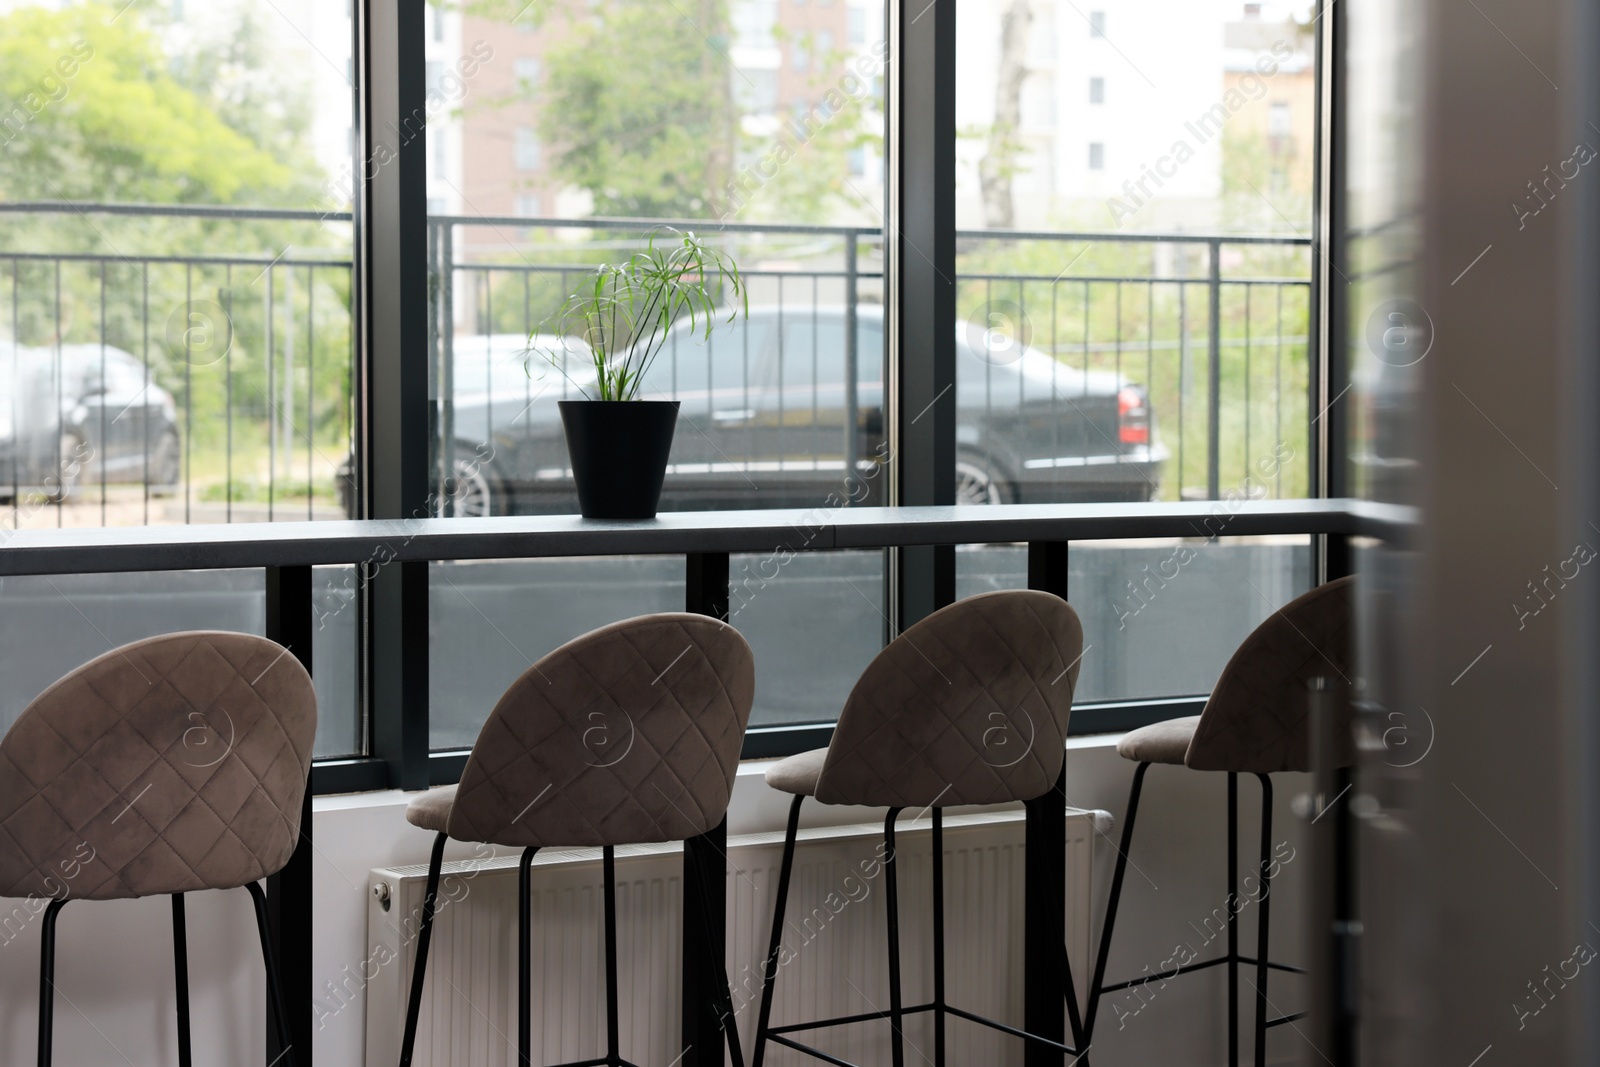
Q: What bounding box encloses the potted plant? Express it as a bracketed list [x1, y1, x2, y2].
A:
[530, 228, 746, 519]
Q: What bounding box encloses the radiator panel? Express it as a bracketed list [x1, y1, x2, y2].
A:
[364, 809, 1099, 1067]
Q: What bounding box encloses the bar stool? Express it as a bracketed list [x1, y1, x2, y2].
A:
[751, 589, 1087, 1067]
[0, 631, 317, 1067]
[397, 612, 756, 1067]
[1084, 575, 1353, 1066]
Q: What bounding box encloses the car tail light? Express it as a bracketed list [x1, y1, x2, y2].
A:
[1118, 386, 1149, 444]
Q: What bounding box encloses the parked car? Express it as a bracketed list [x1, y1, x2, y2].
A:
[0, 343, 182, 502]
[344, 309, 1166, 516]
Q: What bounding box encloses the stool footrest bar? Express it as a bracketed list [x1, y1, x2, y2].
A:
[768, 1003, 936, 1035]
[942, 1003, 1084, 1056]
[1266, 1011, 1308, 1027]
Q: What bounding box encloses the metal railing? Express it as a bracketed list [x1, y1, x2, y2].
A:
[0, 203, 1311, 528]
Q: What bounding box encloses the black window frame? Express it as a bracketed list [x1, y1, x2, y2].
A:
[325, 0, 1342, 795]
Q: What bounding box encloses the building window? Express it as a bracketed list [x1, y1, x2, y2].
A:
[1088, 142, 1105, 170]
[1089, 10, 1106, 37]
[427, 196, 447, 215]
[848, 147, 866, 176]
[515, 57, 541, 84]
[1089, 76, 1104, 104]
[793, 40, 809, 73]
[515, 194, 542, 217]
[1269, 100, 1292, 136]
[432, 7, 445, 42]
[849, 6, 865, 45]
[514, 127, 541, 171]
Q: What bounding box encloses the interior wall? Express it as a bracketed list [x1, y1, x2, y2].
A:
[0, 741, 1316, 1067]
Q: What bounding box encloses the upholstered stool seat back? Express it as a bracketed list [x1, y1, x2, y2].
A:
[0, 631, 317, 901]
[812, 589, 1083, 809]
[1184, 575, 1355, 774]
[426, 612, 756, 849]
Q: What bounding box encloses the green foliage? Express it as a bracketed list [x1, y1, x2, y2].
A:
[531, 228, 746, 401]
[0, 2, 312, 206]
[534, 0, 737, 218]
[956, 237, 1313, 501]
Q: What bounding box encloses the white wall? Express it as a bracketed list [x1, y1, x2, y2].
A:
[0, 738, 1312, 1067]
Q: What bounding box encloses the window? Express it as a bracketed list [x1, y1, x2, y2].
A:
[514, 126, 541, 170]
[424, 0, 890, 746]
[953, 0, 1320, 705]
[515, 57, 540, 84]
[849, 6, 865, 45]
[1269, 100, 1292, 136]
[0, 0, 361, 756]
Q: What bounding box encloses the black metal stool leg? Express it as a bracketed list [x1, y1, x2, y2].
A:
[883, 807, 905, 1067]
[37, 898, 67, 1067]
[399, 831, 447, 1067]
[603, 847, 621, 1067]
[752, 795, 803, 1067]
[245, 880, 296, 1067]
[172, 894, 193, 1067]
[518, 846, 539, 1067]
[1229, 771, 1239, 1067]
[931, 808, 945, 1067]
[1084, 761, 1149, 1041]
[1254, 774, 1274, 1067]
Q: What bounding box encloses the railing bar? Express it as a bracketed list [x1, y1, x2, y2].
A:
[0, 202, 353, 222]
[811, 276, 818, 466]
[267, 264, 275, 523]
[1146, 280, 1155, 484]
[1050, 277, 1059, 498]
[984, 277, 993, 471]
[307, 264, 315, 521]
[1082, 281, 1090, 468]
[963, 270, 1309, 286]
[1276, 283, 1285, 498]
[1178, 278, 1187, 499]
[776, 277, 784, 464]
[1245, 282, 1253, 483]
[226, 266, 234, 524]
[142, 265, 150, 526]
[99, 261, 106, 524]
[1114, 280, 1123, 473]
[184, 264, 192, 524]
[9, 259, 17, 527]
[484, 269, 493, 463]
[522, 269, 532, 446]
[0, 251, 350, 268]
[51, 260, 60, 528]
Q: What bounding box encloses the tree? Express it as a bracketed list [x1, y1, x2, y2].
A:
[534, 0, 738, 218]
[0, 2, 315, 208]
[977, 0, 1032, 229]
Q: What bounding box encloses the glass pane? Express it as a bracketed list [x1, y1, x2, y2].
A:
[0, 1, 361, 753]
[954, 0, 1318, 703]
[428, 0, 889, 746]
[956, 536, 1311, 702]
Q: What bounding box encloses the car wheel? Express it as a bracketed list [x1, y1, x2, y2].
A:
[152, 432, 182, 495]
[955, 453, 1014, 506]
[445, 454, 502, 517]
[45, 433, 85, 503]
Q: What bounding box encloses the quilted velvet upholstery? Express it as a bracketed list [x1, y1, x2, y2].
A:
[1184, 576, 1354, 774]
[1116, 715, 1199, 766]
[0, 631, 316, 901]
[812, 590, 1083, 808]
[764, 747, 828, 797]
[416, 613, 755, 848]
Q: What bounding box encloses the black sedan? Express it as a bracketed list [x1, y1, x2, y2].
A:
[393, 305, 1166, 516]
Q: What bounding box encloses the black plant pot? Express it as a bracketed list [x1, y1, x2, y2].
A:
[559, 400, 680, 519]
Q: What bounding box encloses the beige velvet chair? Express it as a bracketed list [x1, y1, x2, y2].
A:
[1083, 575, 1354, 1067]
[0, 630, 317, 1067]
[751, 589, 1087, 1067]
[397, 612, 756, 1067]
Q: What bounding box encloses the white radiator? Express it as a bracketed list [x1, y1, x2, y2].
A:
[364, 808, 1105, 1067]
